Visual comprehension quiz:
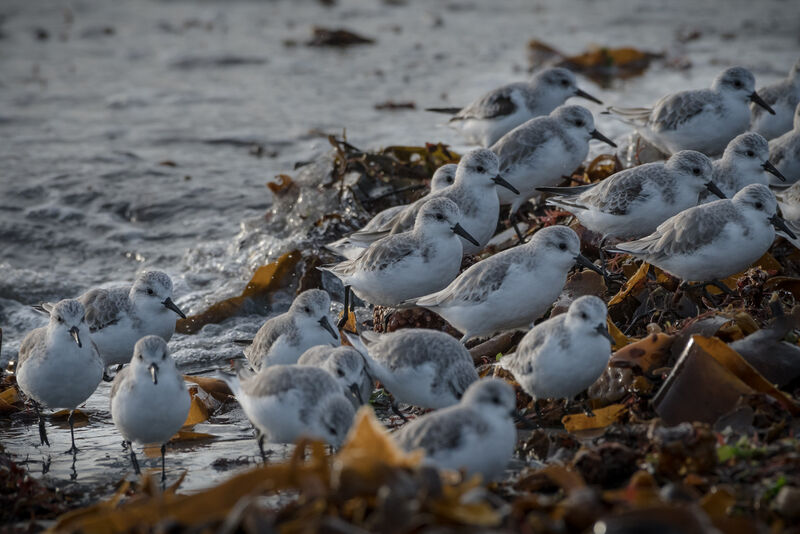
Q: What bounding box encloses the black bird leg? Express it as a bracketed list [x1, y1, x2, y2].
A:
[257, 432, 267, 463]
[338, 285, 352, 329]
[65, 410, 79, 454]
[160, 443, 167, 485]
[128, 441, 141, 475]
[33, 402, 49, 447]
[390, 400, 409, 423]
[510, 212, 526, 244]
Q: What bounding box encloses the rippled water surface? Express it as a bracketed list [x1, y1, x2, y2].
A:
[1, 0, 798, 499]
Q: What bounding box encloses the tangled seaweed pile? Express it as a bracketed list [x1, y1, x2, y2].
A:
[4, 140, 800, 533]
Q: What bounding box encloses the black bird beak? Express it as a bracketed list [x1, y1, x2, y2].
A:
[162, 297, 186, 319]
[763, 160, 786, 182]
[597, 323, 614, 343]
[149, 362, 159, 385]
[575, 254, 606, 276]
[590, 129, 617, 148]
[348, 383, 363, 404]
[451, 223, 481, 247]
[69, 326, 82, 348]
[492, 175, 520, 194]
[750, 91, 775, 115]
[575, 88, 603, 105]
[706, 181, 727, 199]
[319, 316, 339, 340]
[771, 214, 797, 239]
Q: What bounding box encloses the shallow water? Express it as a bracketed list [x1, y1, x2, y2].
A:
[1, 0, 798, 499]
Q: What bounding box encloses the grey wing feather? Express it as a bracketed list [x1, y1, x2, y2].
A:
[79, 288, 130, 332]
[415, 253, 513, 308]
[503, 317, 565, 375]
[649, 90, 716, 132]
[242, 366, 339, 401]
[397, 408, 488, 455]
[245, 314, 293, 366]
[16, 328, 46, 368]
[492, 120, 555, 171]
[613, 201, 737, 259]
[332, 233, 417, 276]
[577, 169, 655, 215]
[110, 366, 132, 400]
[451, 84, 520, 122]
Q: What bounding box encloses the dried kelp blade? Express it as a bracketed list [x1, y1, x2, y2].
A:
[176, 250, 302, 334]
[653, 335, 800, 426]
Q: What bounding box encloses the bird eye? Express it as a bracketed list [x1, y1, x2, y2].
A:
[303, 306, 311, 313]
[561, 80, 569, 87]
[147, 289, 154, 295]
[746, 150, 755, 157]
[327, 426, 337, 436]
[435, 213, 444, 221]
[56, 316, 63, 323]
[337, 369, 345, 377]
[476, 165, 485, 173]
[575, 120, 584, 127]
[491, 396, 500, 404]
[734, 81, 742, 88]
[692, 168, 700, 175]
[558, 242, 567, 250]
[138, 353, 143, 360]
[580, 312, 588, 320]
[162, 352, 167, 360]
[755, 202, 763, 209]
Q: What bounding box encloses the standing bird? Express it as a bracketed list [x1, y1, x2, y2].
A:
[769, 103, 800, 184]
[490, 105, 616, 236]
[223, 365, 355, 460]
[751, 58, 800, 140]
[407, 226, 605, 342]
[347, 329, 478, 416]
[345, 149, 519, 256]
[297, 345, 373, 408]
[610, 184, 795, 289]
[608, 66, 775, 157]
[326, 164, 457, 260]
[395, 379, 517, 482]
[538, 151, 723, 239]
[244, 289, 339, 370]
[110, 336, 190, 482]
[699, 133, 785, 201]
[16, 299, 104, 452]
[321, 198, 479, 327]
[427, 67, 602, 147]
[35, 271, 186, 369]
[500, 296, 612, 413]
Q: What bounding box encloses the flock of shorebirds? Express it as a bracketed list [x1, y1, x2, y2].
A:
[11, 57, 800, 483]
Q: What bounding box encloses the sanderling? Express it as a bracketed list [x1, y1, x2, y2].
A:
[35, 271, 186, 369]
[699, 133, 786, 201]
[223, 364, 355, 459]
[751, 58, 800, 140]
[769, 102, 800, 184]
[110, 336, 190, 482]
[608, 66, 775, 157]
[320, 198, 479, 328]
[407, 226, 605, 342]
[427, 67, 602, 147]
[491, 105, 616, 226]
[297, 345, 373, 408]
[347, 328, 478, 415]
[346, 149, 519, 256]
[500, 296, 611, 411]
[774, 180, 800, 245]
[539, 151, 722, 239]
[16, 299, 104, 452]
[326, 164, 457, 260]
[244, 289, 339, 370]
[395, 378, 517, 481]
[610, 184, 795, 287]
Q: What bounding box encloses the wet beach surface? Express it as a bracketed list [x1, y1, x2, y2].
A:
[1, 0, 799, 505]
